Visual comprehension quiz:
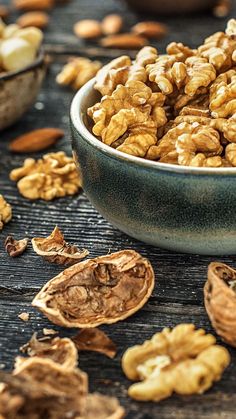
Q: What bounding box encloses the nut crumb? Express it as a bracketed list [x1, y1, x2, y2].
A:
[18, 312, 29, 322]
[43, 328, 57, 336]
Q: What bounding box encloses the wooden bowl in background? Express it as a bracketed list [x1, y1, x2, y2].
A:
[0, 51, 46, 131]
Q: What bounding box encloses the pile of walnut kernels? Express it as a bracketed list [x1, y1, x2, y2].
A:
[88, 19, 236, 168]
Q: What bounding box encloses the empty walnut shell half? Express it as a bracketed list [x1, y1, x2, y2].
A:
[204, 262, 236, 347]
[32, 250, 155, 328]
[32, 226, 89, 265]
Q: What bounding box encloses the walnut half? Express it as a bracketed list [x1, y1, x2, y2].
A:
[204, 262, 236, 347]
[32, 250, 155, 328]
[122, 324, 230, 402]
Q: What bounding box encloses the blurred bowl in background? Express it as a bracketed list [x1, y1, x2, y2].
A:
[0, 50, 46, 131]
[120, 0, 217, 15]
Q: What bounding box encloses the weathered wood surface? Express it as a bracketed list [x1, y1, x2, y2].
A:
[0, 1, 236, 417]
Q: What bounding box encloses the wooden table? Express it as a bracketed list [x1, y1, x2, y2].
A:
[0, 1, 236, 417]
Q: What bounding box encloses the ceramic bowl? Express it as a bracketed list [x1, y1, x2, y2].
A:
[70, 79, 236, 256]
[119, 0, 217, 14]
[0, 50, 46, 131]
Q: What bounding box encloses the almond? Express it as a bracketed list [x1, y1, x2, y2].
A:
[9, 128, 64, 153]
[74, 19, 102, 39]
[0, 5, 10, 20]
[131, 21, 168, 39]
[100, 33, 147, 49]
[13, 0, 54, 11]
[101, 14, 123, 35]
[17, 11, 49, 28]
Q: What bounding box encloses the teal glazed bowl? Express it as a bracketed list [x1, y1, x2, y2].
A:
[70, 79, 236, 256]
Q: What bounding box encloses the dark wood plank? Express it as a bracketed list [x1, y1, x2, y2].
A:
[1, 1, 236, 418]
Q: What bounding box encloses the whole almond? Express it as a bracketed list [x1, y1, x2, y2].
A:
[0, 5, 10, 20]
[9, 128, 64, 153]
[74, 19, 102, 39]
[131, 21, 168, 39]
[100, 33, 147, 49]
[17, 12, 49, 28]
[101, 14, 123, 35]
[13, 0, 54, 11]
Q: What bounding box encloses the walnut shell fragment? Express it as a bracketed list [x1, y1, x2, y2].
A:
[1, 357, 88, 419]
[5, 236, 28, 257]
[122, 324, 230, 402]
[32, 250, 155, 328]
[83, 393, 125, 419]
[72, 328, 117, 359]
[18, 333, 78, 369]
[204, 262, 236, 347]
[0, 369, 124, 419]
[32, 226, 89, 265]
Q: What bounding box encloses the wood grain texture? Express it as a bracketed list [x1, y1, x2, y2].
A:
[1, 1, 236, 417]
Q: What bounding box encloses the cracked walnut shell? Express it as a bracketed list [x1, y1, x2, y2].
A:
[32, 226, 89, 265]
[18, 333, 78, 370]
[122, 324, 230, 402]
[5, 236, 28, 257]
[10, 151, 81, 201]
[0, 370, 124, 419]
[13, 357, 88, 416]
[204, 262, 236, 347]
[0, 195, 12, 231]
[32, 250, 155, 328]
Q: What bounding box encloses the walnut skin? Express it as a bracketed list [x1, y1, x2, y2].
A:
[32, 250, 155, 328]
[32, 226, 89, 265]
[10, 152, 81, 201]
[122, 324, 230, 402]
[204, 262, 236, 347]
[0, 194, 12, 231]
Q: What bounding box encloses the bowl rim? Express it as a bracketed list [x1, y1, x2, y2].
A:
[0, 49, 44, 82]
[70, 78, 236, 176]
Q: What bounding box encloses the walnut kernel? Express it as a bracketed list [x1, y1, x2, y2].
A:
[122, 324, 230, 401]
